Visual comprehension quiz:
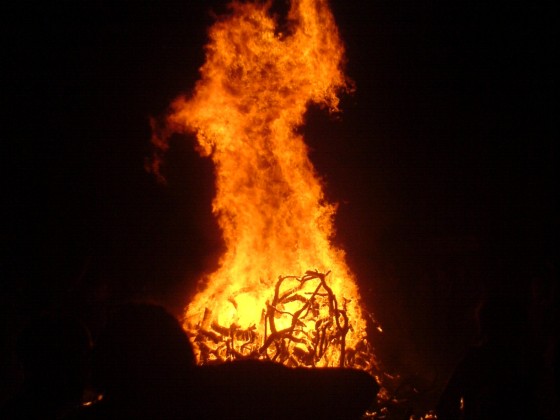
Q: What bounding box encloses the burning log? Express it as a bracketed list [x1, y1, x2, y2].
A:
[189, 271, 374, 373]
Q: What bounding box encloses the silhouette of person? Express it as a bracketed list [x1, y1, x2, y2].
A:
[437, 292, 536, 419]
[0, 313, 92, 419]
[74, 303, 196, 419]
[72, 302, 377, 419]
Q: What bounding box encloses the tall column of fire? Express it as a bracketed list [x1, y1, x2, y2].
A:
[151, 0, 375, 371]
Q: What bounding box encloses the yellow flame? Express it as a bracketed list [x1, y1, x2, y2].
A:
[153, 0, 374, 370]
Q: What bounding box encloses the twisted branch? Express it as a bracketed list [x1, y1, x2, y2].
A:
[188, 271, 367, 370]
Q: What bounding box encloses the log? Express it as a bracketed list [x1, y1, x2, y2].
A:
[186, 360, 380, 419]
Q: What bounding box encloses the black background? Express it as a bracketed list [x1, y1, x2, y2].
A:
[2, 0, 556, 410]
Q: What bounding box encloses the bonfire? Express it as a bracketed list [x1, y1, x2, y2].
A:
[149, 0, 378, 375]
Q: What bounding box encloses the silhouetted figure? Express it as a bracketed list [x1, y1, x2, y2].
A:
[437, 292, 536, 419]
[73, 303, 378, 419]
[75, 303, 195, 419]
[0, 314, 92, 419]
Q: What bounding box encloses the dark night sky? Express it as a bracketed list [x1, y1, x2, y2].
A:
[2, 0, 556, 407]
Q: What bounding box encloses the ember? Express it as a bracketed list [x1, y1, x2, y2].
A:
[150, 0, 377, 374]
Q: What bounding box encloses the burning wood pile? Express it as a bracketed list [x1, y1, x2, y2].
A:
[190, 270, 373, 372]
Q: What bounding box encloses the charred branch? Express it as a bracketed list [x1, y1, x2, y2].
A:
[187, 271, 371, 372]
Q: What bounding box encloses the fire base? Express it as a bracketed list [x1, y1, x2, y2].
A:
[187, 271, 374, 372]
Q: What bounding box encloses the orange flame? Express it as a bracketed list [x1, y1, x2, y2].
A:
[152, 0, 375, 370]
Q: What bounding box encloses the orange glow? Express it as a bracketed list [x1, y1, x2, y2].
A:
[151, 0, 375, 371]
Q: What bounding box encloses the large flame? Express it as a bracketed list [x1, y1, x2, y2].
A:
[151, 0, 375, 371]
